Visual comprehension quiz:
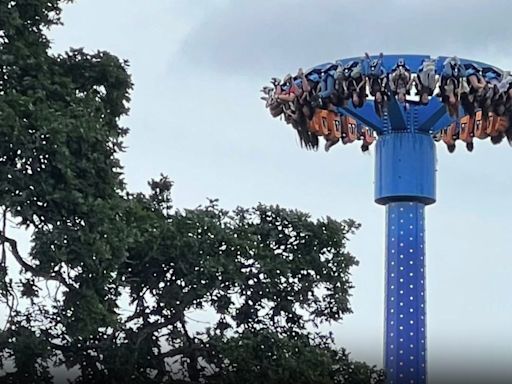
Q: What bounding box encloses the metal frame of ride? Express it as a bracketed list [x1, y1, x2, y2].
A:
[261, 54, 512, 384]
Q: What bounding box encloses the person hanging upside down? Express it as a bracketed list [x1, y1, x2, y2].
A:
[415, 58, 438, 105]
[261, 78, 285, 118]
[439, 56, 466, 117]
[480, 67, 505, 115]
[273, 75, 319, 150]
[497, 73, 512, 145]
[365, 52, 388, 116]
[460, 63, 487, 116]
[312, 64, 338, 109]
[389, 58, 413, 103]
[342, 59, 367, 108]
[496, 71, 512, 113]
[274, 74, 302, 123]
[299, 68, 323, 120]
[332, 64, 349, 107]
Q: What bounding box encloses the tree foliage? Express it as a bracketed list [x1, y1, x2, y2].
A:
[0, 1, 384, 383]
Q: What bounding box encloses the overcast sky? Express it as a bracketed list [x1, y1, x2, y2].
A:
[46, 1, 512, 382]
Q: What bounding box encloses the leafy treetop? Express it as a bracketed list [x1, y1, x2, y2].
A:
[0, 1, 384, 383]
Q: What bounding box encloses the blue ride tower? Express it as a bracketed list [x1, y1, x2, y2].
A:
[374, 119, 435, 384]
[331, 54, 439, 384]
[264, 53, 509, 384]
[334, 54, 491, 384]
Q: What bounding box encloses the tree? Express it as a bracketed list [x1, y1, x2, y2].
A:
[0, 1, 384, 383]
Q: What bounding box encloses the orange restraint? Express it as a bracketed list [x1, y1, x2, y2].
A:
[309, 109, 341, 140]
[361, 127, 376, 147]
[308, 110, 324, 136]
[473, 110, 488, 139]
[486, 113, 508, 137]
[309, 111, 359, 144]
[459, 115, 474, 144]
[441, 122, 457, 146]
[342, 116, 358, 144]
[309, 109, 341, 137]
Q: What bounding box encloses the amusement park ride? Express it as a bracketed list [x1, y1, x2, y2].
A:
[261, 54, 512, 384]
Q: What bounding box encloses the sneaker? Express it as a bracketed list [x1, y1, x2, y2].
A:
[325, 140, 338, 152]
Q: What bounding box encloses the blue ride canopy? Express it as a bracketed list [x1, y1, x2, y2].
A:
[304, 54, 507, 136]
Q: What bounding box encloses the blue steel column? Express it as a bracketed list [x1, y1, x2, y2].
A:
[384, 202, 427, 384]
[375, 132, 435, 384]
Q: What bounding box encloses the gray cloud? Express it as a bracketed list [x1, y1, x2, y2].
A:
[174, 0, 512, 78]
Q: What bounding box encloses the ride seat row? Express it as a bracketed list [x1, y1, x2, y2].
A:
[308, 110, 376, 146]
[441, 111, 509, 145]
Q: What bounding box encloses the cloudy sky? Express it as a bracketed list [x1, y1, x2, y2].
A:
[46, 0, 512, 381]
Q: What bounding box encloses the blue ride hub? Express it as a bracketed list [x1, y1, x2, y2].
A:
[375, 132, 436, 206]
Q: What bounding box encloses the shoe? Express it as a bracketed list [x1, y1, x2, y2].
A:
[325, 140, 338, 152]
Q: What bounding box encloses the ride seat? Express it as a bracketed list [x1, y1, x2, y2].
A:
[485, 113, 496, 136]
[326, 112, 342, 141]
[442, 122, 457, 146]
[473, 110, 488, 139]
[341, 116, 358, 144]
[308, 110, 324, 136]
[485, 113, 508, 136]
[459, 115, 474, 143]
[495, 116, 509, 134]
[319, 110, 331, 136]
[362, 127, 376, 147]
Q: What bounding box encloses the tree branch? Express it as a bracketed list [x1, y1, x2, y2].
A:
[135, 315, 180, 348]
[0, 232, 74, 291]
[1, 209, 6, 266]
[160, 343, 204, 359]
